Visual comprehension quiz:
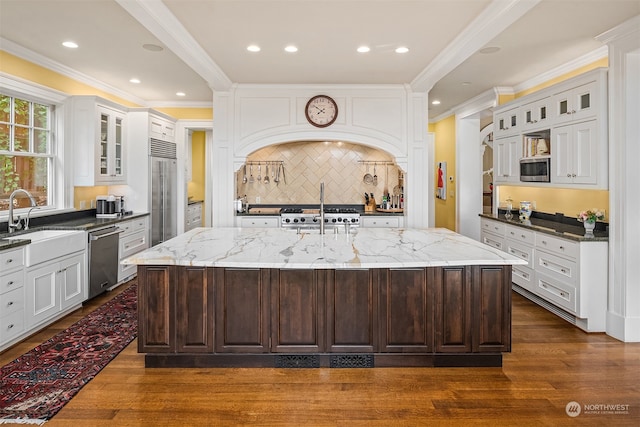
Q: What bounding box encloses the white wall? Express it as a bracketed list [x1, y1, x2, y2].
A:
[211, 84, 431, 228]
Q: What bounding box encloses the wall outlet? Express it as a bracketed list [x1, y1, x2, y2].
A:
[79, 200, 87, 209]
[255, 196, 261, 204]
[90, 199, 96, 208]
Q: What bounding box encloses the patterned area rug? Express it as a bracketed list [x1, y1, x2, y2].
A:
[0, 283, 137, 425]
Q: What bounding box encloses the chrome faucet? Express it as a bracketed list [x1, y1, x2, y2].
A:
[8, 189, 37, 233]
[319, 182, 325, 235]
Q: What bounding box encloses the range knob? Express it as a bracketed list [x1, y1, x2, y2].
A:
[300, 218, 306, 222]
[337, 217, 343, 222]
[313, 217, 318, 222]
[285, 218, 291, 223]
[351, 218, 358, 223]
[293, 218, 299, 223]
[332, 218, 337, 223]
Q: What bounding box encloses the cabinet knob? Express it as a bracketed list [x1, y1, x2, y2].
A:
[561, 269, 567, 273]
[559, 246, 564, 250]
[6, 259, 13, 264]
[7, 324, 14, 329]
[567, 173, 572, 177]
[7, 301, 14, 306]
[7, 281, 14, 286]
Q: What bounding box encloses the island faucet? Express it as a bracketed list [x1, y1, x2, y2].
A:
[319, 182, 325, 235]
[8, 189, 37, 233]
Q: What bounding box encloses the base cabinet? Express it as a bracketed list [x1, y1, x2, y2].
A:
[137, 264, 512, 367]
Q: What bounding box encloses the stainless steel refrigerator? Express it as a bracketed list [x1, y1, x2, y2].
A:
[149, 139, 177, 246]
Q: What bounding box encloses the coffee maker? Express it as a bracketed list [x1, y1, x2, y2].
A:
[96, 195, 120, 218]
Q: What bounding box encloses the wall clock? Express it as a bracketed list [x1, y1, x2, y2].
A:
[305, 95, 338, 128]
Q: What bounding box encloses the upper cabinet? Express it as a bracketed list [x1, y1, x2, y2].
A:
[552, 80, 599, 125]
[149, 115, 176, 142]
[492, 68, 608, 189]
[494, 107, 520, 138]
[68, 96, 127, 186]
[521, 96, 552, 131]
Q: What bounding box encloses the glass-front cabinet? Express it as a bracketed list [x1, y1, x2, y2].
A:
[70, 96, 127, 186]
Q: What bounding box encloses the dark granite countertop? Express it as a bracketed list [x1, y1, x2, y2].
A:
[479, 211, 608, 242]
[0, 210, 149, 252]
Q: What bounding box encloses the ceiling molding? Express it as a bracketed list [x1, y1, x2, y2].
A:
[596, 14, 640, 44]
[411, 0, 541, 92]
[513, 46, 608, 93]
[149, 100, 213, 108]
[0, 38, 148, 106]
[116, 0, 232, 91]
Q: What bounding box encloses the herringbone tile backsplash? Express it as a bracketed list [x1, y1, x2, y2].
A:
[236, 141, 402, 205]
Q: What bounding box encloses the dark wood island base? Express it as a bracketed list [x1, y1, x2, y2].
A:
[137, 265, 512, 368]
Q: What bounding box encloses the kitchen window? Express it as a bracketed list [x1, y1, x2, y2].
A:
[0, 92, 55, 213]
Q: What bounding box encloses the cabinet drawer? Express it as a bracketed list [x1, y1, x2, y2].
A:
[361, 216, 400, 227]
[505, 239, 534, 268]
[535, 272, 577, 314]
[120, 231, 149, 259]
[535, 234, 578, 259]
[505, 225, 535, 245]
[0, 287, 24, 316]
[119, 217, 149, 236]
[481, 231, 504, 251]
[512, 264, 535, 292]
[481, 218, 505, 235]
[1, 269, 24, 295]
[240, 217, 279, 228]
[0, 309, 25, 343]
[535, 249, 578, 285]
[0, 248, 24, 271]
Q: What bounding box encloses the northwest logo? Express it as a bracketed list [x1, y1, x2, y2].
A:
[566, 401, 582, 417]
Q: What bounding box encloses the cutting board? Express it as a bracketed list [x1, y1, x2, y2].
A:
[248, 207, 282, 214]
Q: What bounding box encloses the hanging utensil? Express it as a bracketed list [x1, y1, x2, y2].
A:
[264, 164, 270, 184]
[242, 164, 247, 184]
[249, 164, 254, 183]
[373, 164, 378, 186]
[274, 163, 280, 185]
[281, 163, 286, 184]
[383, 164, 389, 195]
[363, 164, 373, 184]
[257, 164, 261, 182]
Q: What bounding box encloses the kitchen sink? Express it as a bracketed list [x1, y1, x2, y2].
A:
[5, 229, 85, 266]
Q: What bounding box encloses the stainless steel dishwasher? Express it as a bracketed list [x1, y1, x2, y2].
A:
[88, 226, 122, 299]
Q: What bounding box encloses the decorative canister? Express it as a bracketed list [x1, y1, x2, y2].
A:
[519, 201, 532, 221]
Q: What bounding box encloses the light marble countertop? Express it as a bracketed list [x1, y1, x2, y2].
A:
[123, 227, 526, 269]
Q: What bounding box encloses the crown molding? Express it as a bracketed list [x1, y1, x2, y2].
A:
[116, 0, 232, 91]
[596, 14, 640, 44]
[513, 46, 608, 93]
[411, 0, 541, 92]
[1, 38, 148, 106]
[148, 100, 213, 108]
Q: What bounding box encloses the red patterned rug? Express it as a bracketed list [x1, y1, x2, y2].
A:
[0, 283, 137, 425]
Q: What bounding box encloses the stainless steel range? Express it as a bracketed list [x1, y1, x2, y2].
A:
[280, 208, 360, 229]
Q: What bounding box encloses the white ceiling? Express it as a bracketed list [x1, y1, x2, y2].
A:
[1, 0, 638, 118]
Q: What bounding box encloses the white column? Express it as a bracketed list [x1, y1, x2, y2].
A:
[211, 90, 236, 227]
[597, 16, 640, 342]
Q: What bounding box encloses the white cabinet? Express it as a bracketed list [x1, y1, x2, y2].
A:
[480, 218, 505, 250]
[493, 136, 520, 183]
[118, 216, 150, 283]
[361, 216, 403, 228]
[150, 114, 176, 142]
[69, 96, 127, 186]
[0, 247, 25, 347]
[494, 106, 520, 138]
[521, 96, 552, 131]
[552, 80, 599, 125]
[26, 252, 84, 328]
[240, 216, 280, 228]
[186, 202, 203, 231]
[480, 216, 607, 332]
[552, 120, 598, 185]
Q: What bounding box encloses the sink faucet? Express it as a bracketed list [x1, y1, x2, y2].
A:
[8, 189, 37, 233]
[319, 182, 325, 235]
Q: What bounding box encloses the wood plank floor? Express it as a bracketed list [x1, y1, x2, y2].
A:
[2, 283, 639, 426]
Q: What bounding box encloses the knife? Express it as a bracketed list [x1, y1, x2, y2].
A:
[364, 192, 369, 204]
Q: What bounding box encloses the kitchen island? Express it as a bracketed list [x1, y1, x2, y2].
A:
[124, 227, 526, 368]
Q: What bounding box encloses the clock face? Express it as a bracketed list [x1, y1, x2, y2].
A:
[305, 95, 338, 128]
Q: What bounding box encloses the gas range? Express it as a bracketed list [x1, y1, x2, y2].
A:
[280, 207, 360, 228]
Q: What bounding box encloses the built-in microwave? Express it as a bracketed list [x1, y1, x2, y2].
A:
[520, 157, 550, 182]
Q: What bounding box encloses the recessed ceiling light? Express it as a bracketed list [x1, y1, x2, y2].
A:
[431, 100, 441, 105]
[462, 81, 471, 86]
[395, 47, 409, 54]
[129, 78, 141, 84]
[284, 45, 298, 53]
[176, 92, 186, 97]
[143, 43, 164, 52]
[357, 46, 370, 53]
[479, 46, 500, 54]
[62, 41, 78, 49]
[247, 45, 261, 52]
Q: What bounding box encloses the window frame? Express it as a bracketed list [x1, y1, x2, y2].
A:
[0, 74, 69, 221]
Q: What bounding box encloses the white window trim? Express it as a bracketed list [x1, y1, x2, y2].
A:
[1, 73, 73, 222]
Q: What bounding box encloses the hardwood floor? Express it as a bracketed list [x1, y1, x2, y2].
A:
[2, 284, 639, 426]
